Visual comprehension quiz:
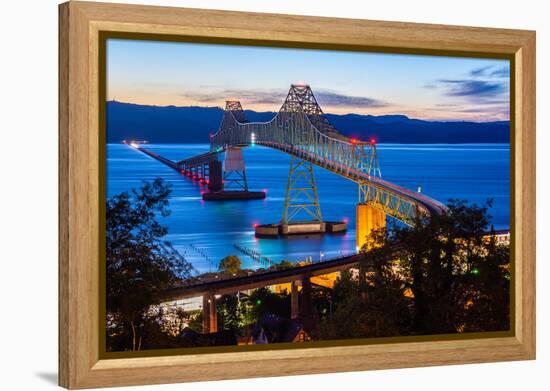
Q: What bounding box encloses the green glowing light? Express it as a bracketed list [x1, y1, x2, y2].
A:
[471, 268, 480, 275]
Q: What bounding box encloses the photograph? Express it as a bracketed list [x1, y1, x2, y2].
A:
[104, 38, 511, 352]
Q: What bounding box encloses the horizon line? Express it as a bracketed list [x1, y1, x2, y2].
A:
[106, 99, 510, 124]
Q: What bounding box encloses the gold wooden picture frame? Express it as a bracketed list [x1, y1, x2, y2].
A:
[59, 1, 536, 389]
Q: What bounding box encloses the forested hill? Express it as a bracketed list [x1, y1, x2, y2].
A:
[106, 101, 510, 144]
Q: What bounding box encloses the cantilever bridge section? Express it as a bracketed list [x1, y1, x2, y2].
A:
[209, 84, 447, 234]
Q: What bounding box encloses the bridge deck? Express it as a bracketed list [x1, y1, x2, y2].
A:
[257, 141, 448, 216]
[165, 253, 361, 301]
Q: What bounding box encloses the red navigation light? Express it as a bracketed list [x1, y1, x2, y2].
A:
[252, 223, 259, 228]
[350, 138, 358, 145]
[370, 138, 377, 144]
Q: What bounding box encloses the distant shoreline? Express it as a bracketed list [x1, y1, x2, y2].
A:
[107, 101, 510, 144]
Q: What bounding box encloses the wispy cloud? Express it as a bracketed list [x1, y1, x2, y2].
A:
[436, 79, 506, 98]
[178, 88, 286, 106]
[470, 66, 493, 77]
[468, 65, 509, 78]
[422, 64, 510, 121]
[315, 89, 387, 108]
[178, 87, 387, 110]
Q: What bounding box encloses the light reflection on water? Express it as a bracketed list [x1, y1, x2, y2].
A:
[107, 143, 510, 274]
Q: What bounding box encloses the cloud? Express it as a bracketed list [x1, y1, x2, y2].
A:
[315, 90, 387, 108]
[424, 68, 510, 120]
[468, 65, 510, 79]
[468, 65, 510, 78]
[222, 89, 287, 105]
[470, 66, 493, 77]
[436, 79, 506, 98]
[178, 87, 387, 109]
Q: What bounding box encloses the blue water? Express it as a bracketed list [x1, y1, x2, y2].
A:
[106, 143, 510, 273]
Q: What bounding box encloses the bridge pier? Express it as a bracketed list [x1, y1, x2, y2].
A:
[291, 280, 300, 320]
[223, 147, 248, 191]
[202, 293, 218, 334]
[208, 160, 223, 191]
[356, 203, 386, 251]
[300, 276, 313, 331]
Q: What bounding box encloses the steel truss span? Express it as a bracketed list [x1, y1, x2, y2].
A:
[209, 84, 447, 225]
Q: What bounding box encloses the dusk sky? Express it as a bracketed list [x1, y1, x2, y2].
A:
[107, 39, 510, 122]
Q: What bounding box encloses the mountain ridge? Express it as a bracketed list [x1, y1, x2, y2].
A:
[106, 100, 510, 144]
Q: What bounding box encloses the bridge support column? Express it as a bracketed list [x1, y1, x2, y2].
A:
[223, 147, 248, 191]
[299, 275, 313, 331]
[202, 293, 217, 334]
[356, 204, 386, 251]
[291, 280, 300, 320]
[281, 156, 323, 229]
[208, 160, 223, 191]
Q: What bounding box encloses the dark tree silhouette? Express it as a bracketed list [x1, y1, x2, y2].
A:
[314, 199, 510, 340]
[219, 255, 242, 275]
[106, 178, 194, 351]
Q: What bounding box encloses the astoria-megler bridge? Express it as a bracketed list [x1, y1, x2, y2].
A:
[129, 84, 449, 334]
[173, 84, 447, 248]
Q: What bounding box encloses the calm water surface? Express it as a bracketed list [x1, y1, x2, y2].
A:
[107, 143, 510, 273]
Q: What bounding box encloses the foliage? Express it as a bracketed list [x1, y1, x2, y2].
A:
[216, 294, 253, 333]
[106, 178, 194, 351]
[219, 255, 242, 275]
[247, 287, 291, 320]
[314, 199, 510, 340]
[268, 260, 296, 271]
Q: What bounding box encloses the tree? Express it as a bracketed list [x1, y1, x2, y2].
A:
[216, 293, 251, 332]
[269, 260, 295, 271]
[314, 199, 510, 340]
[391, 199, 509, 334]
[247, 287, 290, 321]
[219, 255, 242, 275]
[314, 233, 412, 340]
[106, 178, 194, 351]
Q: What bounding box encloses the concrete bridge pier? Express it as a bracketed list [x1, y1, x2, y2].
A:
[291, 280, 300, 320]
[300, 276, 313, 331]
[202, 293, 218, 334]
[356, 204, 386, 251]
[289, 276, 313, 329]
[208, 160, 223, 191]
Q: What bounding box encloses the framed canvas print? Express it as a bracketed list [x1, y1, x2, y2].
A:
[59, 1, 536, 389]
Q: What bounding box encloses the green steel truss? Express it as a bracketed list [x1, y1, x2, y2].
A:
[210, 84, 447, 225]
[282, 156, 323, 225]
[223, 170, 248, 191]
